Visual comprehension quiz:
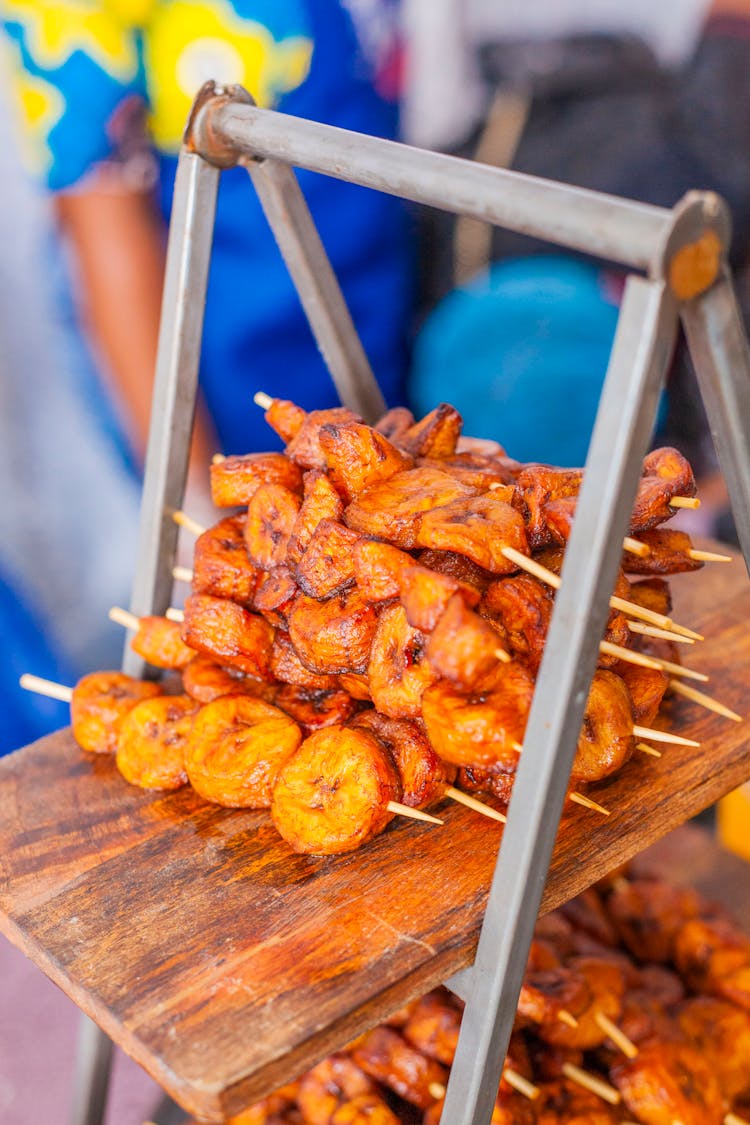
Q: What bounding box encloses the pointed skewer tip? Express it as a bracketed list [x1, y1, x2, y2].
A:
[254, 391, 273, 410]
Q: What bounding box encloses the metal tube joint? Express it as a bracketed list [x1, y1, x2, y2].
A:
[653, 190, 732, 301]
[185, 80, 257, 169]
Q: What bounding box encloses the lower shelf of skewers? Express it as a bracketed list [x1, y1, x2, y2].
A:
[21, 395, 743, 855]
[175, 866, 750, 1125]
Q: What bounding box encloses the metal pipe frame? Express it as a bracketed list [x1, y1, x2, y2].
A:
[69, 81, 750, 1125]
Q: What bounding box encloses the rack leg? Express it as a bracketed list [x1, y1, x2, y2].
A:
[69, 1016, 113, 1125]
[681, 270, 750, 572]
[244, 158, 386, 423]
[123, 149, 220, 675]
[440, 276, 678, 1125]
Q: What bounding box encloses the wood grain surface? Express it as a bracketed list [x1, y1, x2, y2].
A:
[1, 553, 749, 1121]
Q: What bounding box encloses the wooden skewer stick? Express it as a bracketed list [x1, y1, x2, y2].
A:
[557, 1009, 579, 1029]
[388, 801, 443, 825]
[444, 787, 506, 823]
[594, 1011, 638, 1059]
[636, 741, 662, 758]
[493, 646, 512, 664]
[173, 510, 206, 537]
[504, 1068, 540, 1101]
[669, 496, 700, 509]
[212, 453, 226, 464]
[569, 792, 611, 817]
[428, 1083, 446, 1100]
[725, 1114, 750, 1125]
[254, 390, 274, 410]
[599, 641, 662, 672]
[165, 607, 185, 623]
[632, 725, 700, 747]
[499, 547, 701, 638]
[623, 536, 650, 557]
[669, 679, 742, 722]
[561, 1063, 621, 1106]
[627, 621, 694, 645]
[19, 673, 73, 704]
[688, 548, 733, 563]
[173, 565, 194, 584]
[109, 606, 140, 631]
[645, 655, 708, 683]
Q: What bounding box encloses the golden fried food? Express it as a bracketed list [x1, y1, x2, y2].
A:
[374, 405, 415, 441]
[252, 565, 298, 626]
[401, 990, 462, 1066]
[415, 494, 528, 573]
[244, 483, 301, 571]
[116, 694, 198, 789]
[287, 469, 345, 566]
[286, 406, 363, 469]
[675, 996, 750, 1101]
[353, 711, 455, 808]
[288, 589, 379, 675]
[482, 574, 554, 673]
[416, 548, 492, 595]
[297, 1056, 376, 1125]
[320, 420, 413, 500]
[338, 672, 371, 701]
[627, 577, 672, 618]
[182, 655, 278, 704]
[181, 594, 275, 680]
[631, 447, 697, 532]
[457, 762, 515, 805]
[398, 563, 480, 633]
[270, 630, 339, 691]
[226, 1083, 301, 1125]
[422, 663, 534, 768]
[274, 685, 358, 734]
[571, 670, 634, 784]
[210, 452, 303, 507]
[71, 671, 162, 754]
[130, 614, 195, 670]
[345, 468, 476, 549]
[612, 1039, 723, 1125]
[417, 454, 515, 491]
[271, 725, 400, 855]
[517, 967, 592, 1032]
[616, 662, 669, 726]
[329, 1094, 400, 1125]
[185, 695, 302, 807]
[398, 403, 463, 459]
[558, 888, 619, 949]
[263, 397, 307, 443]
[606, 878, 700, 964]
[537, 1079, 616, 1125]
[622, 528, 703, 574]
[674, 914, 750, 1008]
[296, 519, 361, 599]
[516, 465, 584, 549]
[426, 593, 505, 689]
[539, 956, 625, 1049]
[353, 539, 415, 602]
[350, 1026, 448, 1109]
[367, 603, 440, 718]
[193, 515, 259, 606]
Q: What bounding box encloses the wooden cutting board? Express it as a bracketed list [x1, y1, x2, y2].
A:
[1, 553, 749, 1121]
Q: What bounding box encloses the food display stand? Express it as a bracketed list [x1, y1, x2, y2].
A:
[1, 80, 750, 1125]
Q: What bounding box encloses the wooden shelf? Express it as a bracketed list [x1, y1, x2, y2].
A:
[1, 553, 749, 1121]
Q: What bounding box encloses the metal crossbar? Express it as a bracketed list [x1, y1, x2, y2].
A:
[74, 80, 750, 1125]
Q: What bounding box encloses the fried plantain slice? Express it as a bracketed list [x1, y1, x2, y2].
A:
[285, 406, 363, 469]
[351, 1026, 448, 1109]
[131, 615, 195, 670]
[631, 446, 697, 532]
[398, 403, 463, 459]
[418, 454, 517, 491]
[457, 763, 515, 806]
[211, 451, 303, 508]
[288, 589, 379, 675]
[374, 405, 415, 441]
[193, 515, 260, 606]
[252, 565, 298, 627]
[116, 694, 198, 790]
[297, 1055, 377, 1125]
[182, 656, 278, 704]
[320, 420, 413, 501]
[516, 464, 584, 549]
[415, 494, 528, 573]
[612, 1039, 723, 1125]
[71, 671, 162, 755]
[622, 527, 703, 574]
[263, 397, 307, 443]
[572, 669, 634, 784]
[627, 576, 673, 618]
[274, 685, 359, 735]
[181, 593, 275, 680]
[244, 482, 301, 571]
[296, 519, 361, 599]
[271, 725, 400, 854]
[367, 603, 440, 718]
[270, 630, 339, 691]
[186, 695, 302, 807]
[345, 467, 476, 548]
[398, 563, 480, 633]
[422, 664, 534, 768]
[617, 661, 669, 726]
[426, 593, 503, 689]
[287, 469, 345, 567]
[482, 573, 554, 674]
[401, 989, 462, 1066]
[353, 539, 415, 601]
[330, 1094, 400, 1125]
[338, 672, 372, 701]
[353, 711, 455, 808]
[416, 548, 492, 595]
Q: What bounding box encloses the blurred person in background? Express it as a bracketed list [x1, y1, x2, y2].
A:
[404, 0, 750, 529]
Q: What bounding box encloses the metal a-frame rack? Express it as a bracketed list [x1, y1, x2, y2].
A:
[75, 80, 750, 1125]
